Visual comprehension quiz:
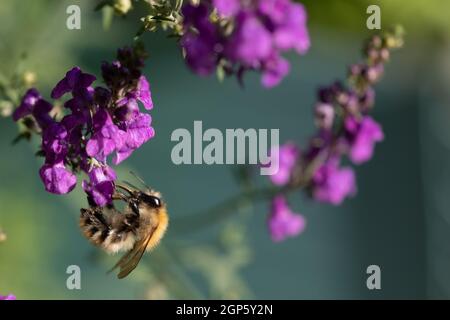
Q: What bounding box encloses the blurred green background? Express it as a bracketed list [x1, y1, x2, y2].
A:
[1, 0, 450, 299]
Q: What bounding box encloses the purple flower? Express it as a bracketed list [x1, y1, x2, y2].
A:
[42, 123, 68, 164]
[181, 0, 310, 88]
[116, 76, 153, 117]
[39, 162, 77, 195]
[61, 114, 85, 149]
[227, 12, 272, 67]
[12, 88, 54, 129]
[12, 88, 41, 121]
[136, 76, 153, 110]
[86, 110, 126, 162]
[114, 113, 155, 164]
[261, 53, 290, 88]
[51, 67, 96, 99]
[258, 0, 291, 24]
[312, 158, 356, 205]
[213, 0, 240, 17]
[268, 195, 306, 242]
[14, 45, 156, 207]
[272, 2, 310, 54]
[0, 294, 16, 300]
[82, 166, 116, 206]
[344, 116, 384, 164]
[269, 142, 299, 186]
[181, 3, 220, 76]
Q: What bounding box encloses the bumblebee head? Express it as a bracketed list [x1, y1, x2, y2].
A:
[138, 192, 162, 208]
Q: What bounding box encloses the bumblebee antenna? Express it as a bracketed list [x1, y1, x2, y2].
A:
[130, 171, 151, 190]
[115, 183, 134, 194]
[123, 180, 140, 191]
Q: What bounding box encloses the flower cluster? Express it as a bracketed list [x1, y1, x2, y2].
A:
[267, 28, 404, 241]
[13, 45, 155, 206]
[180, 0, 310, 88]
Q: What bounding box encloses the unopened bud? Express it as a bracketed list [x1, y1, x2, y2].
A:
[23, 71, 37, 86]
[114, 0, 132, 15]
[315, 103, 335, 130]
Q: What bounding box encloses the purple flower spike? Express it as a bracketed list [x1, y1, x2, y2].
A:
[345, 116, 384, 165]
[182, 0, 310, 87]
[14, 45, 157, 207]
[312, 158, 356, 205]
[82, 166, 116, 206]
[12, 88, 41, 121]
[268, 195, 306, 242]
[269, 142, 300, 186]
[181, 3, 220, 76]
[51, 67, 96, 99]
[0, 294, 16, 300]
[39, 162, 77, 195]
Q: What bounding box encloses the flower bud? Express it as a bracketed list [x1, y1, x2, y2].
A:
[23, 71, 37, 86]
[315, 103, 335, 130]
[113, 0, 132, 15]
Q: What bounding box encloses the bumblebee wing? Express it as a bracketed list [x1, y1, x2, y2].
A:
[117, 232, 154, 279]
[108, 229, 154, 279]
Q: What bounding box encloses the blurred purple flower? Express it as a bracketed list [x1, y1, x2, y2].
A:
[261, 54, 290, 88]
[181, 3, 220, 76]
[268, 195, 306, 242]
[213, 0, 240, 17]
[227, 12, 272, 66]
[345, 116, 384, 164]
[314, 103, 335, 130]
[181, 0, 310, 88]
[312, 158, 356, 205]
[0, 294, 16, 300]
[12, 88, 54, 129]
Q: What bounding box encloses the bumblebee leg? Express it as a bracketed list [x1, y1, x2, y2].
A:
[80, 208, 111, 245]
